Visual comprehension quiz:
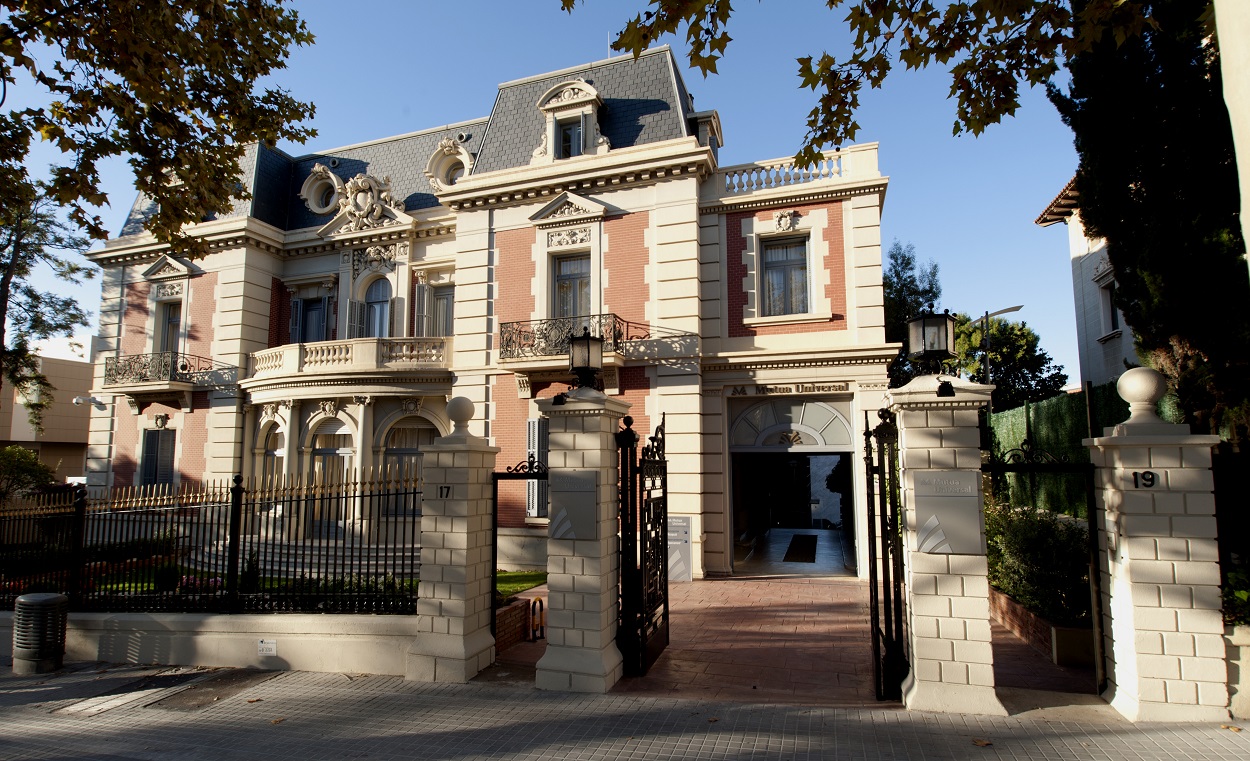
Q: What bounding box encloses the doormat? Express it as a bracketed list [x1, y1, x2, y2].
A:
[782, 534, 818, 563]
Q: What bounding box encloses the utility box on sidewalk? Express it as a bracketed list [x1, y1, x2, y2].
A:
[12, 592, 69, 675]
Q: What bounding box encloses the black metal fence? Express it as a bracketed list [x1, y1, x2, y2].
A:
[1, 472, 422, 614]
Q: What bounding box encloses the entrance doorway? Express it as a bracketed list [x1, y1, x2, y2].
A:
[731, 452, 855, 576]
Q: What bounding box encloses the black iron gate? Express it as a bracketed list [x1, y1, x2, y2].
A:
[981, 438, 1104, 692]
[491, 455, 548, 637]
[617, 414, 669, 677]
[864, 409, 907, 701]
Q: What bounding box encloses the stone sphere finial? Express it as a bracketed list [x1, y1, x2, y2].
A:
[1117, 367, 1168, 425]
[446, 396, 474, 435]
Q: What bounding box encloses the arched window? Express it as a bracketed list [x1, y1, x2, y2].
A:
[261, 428, 284, 484]
[365, 278, 391, 338]
[383, 418, 437, 515]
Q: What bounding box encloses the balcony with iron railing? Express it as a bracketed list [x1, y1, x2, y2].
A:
[499, 313, 698, 372]
[246, 336, 453, 383]
[101, 352, 238, 412]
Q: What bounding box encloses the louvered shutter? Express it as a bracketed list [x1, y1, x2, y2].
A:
[525, 417, 550, 518]
[413, 283, 430, 337]
[290, 298, 303, 344]
[347, 300, 367, 339]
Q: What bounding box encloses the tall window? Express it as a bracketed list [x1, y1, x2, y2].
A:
[292, 297, 328, 343]
[365, 279, 392, 338]
[141, 429, 176, 487]
[261, 428, 284, 484]
[1101, 282, 1120, 333]
[558, 119, 582, 159]
[431, 286, 454, 337]
[383, 420, 435, 515]
[159, 302, 181, 353]
[761, 238, 808, 317]
[554, 254, 591, 318]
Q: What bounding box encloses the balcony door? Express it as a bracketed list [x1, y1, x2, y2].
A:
[159, 302, 181, 354]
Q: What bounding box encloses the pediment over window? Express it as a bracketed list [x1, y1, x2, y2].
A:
[312, 172, 415, 238]
[528, 192, 607, 227]
[142, 255, 192, 281]
[537, 79, 603, 112]
[530, 79, 610, 164]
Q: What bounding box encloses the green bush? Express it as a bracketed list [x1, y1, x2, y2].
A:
[985, 502, 1091, 627]
[1225, 566, 1250, 626]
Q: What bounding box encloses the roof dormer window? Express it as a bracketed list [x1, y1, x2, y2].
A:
[531, 79, 609, 165]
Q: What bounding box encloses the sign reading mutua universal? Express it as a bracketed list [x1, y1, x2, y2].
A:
[729, 383, 849, 396]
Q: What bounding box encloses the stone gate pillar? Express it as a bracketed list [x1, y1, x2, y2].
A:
[405, 397, 499, 683]
[1086, 368, 1226, 721]
[533, 386, 630, 693]
[888, 376, 1007, 715]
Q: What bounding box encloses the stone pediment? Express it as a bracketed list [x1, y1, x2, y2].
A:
[528, 192, 606, 227]
[316, 172, 415, 238]
[142, 255, 192, 281]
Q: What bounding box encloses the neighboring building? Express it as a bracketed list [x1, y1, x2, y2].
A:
[84, 47, 895, 579]
[1036, 179, 1137, 388]
[0, 355, 92, 480]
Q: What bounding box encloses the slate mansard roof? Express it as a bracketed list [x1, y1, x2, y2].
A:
[118, 47, 694, 238]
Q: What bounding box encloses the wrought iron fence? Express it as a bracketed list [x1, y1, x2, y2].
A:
[0, 472, 422, 614]
[103, 352, 234, 386]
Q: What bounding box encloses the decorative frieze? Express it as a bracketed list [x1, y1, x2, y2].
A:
[153, 282, 183, 299]
[547, 227, 591, 248]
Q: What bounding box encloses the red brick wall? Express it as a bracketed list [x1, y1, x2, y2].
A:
[112, 408, 138, 487]
[726, 201, 847, 337]
[497, 227, 538, 323]
[186, 273, 215, 358]
[177, 392, 212, 485]
[494, 597, 532, 653]
[604, 211, 649, 324]
[269, 277, 287, 348]
[989, 587, 1053, 659]
[121, 281, 151, 356]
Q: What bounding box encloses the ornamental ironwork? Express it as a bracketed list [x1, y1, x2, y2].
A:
[991, 438, 1070, 466]
[505, 454, 549, 475]
[103, 352, 234, 387]
[499, 313, 691, 360]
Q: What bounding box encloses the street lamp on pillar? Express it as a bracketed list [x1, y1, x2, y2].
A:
[568, 326, 604, 391]
[906, 307, 957, 376]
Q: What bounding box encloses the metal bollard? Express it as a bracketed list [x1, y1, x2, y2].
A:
[12, 593, 69, 675]
[530, 597, 545, 641]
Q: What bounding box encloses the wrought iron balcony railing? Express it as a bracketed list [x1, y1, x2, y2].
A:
[500, 314, 687, 360]
[103, 352, 234, 387]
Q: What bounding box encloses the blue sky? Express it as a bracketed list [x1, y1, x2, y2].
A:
[25, 0, 1079, 379]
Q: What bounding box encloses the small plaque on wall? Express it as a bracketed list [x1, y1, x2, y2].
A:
[910, 470, 984, 555]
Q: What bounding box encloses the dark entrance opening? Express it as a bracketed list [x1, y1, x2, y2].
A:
[730, 452, 855, 576]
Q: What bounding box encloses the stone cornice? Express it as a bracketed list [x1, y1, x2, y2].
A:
[442, 140, 714, 212]
[701, 346, 897, 374]
[699, 177, 889, 215]
[85, 217, 288, 267]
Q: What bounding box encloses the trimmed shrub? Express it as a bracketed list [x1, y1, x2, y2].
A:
[985, 502, 1090, 627]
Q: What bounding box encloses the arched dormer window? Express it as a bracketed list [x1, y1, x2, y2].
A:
[531, 79, 610, 165]
[425, 135, 475, 193]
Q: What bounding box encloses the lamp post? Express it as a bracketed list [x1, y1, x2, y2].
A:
[568, 326, 604, 391]
[979, 305, 1023, 411]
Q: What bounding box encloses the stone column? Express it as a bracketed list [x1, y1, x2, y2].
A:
[1086, 368, 1226, 721]
[888, 375, 1006, 716]
[405, 397, 499, 683]
[534, 386, 630, 693]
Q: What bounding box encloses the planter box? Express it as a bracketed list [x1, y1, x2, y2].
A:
[989, 587, 1093, 667]
[494, 597, 531, 655]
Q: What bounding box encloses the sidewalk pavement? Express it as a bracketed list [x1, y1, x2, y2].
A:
[1, 658, 1246, 761]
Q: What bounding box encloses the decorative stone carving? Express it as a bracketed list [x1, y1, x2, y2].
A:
[318, 400, 339, 417]
[352, 245, 397, 278]
[352, 395, 373, 406]
[551, 85, 591, 103]
[152, 263, 182, 279]
[516, 375, 532, 399]
[592, 121, 610, 149]
[153, 282, 183, 299]
[415, 270, 429, 286]
[335, 173, 405, 232]
[774, 210, 800, 232]
[300, 163, 346, 215]
[400, 398, 423, 415]
[261, 403, 278, 420]
[531, 133, 548, 160]
[550, 201, 592, 218]
[153, 413, 170, 430]
[548, 227, 591, 248]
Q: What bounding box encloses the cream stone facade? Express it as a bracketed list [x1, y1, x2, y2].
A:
[84, 48, 895, 579]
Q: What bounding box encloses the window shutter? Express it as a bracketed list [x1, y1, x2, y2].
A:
[290, 298, 303, 344]
[389, 296, 398, 338]
[156, 430, 176, 485]
[413, 283, 430, 337]
[317, 296, 330, 342]
[347, 300, 366, 339]
[525, 417, 550, 518]
[141, 429, 159, 485]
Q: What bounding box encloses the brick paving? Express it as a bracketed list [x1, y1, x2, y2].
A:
[2, 658, 1248, 761]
